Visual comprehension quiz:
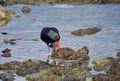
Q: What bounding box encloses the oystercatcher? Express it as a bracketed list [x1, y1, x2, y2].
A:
[40, 27, 60, 52]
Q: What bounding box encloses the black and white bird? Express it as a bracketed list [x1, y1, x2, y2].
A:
[40, 27, 60, 52]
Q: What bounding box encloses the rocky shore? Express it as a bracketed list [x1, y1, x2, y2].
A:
[0, 0, 120, 6]
[0, 3, 120, 81]
[0, 45, 120, 81]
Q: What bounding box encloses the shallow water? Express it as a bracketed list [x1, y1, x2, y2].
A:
[0, 4, 120, 80]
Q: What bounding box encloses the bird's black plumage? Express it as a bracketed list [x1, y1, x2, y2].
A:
[40, 27, 60, 46]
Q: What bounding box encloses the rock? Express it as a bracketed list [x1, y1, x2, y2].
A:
[84, 75, 93, 81]
[1, 0, 120, 5]
[21, 6, 31, 14]
[20, 59, 39, 69]
[4, 38, 17, 44]
[0, 60, 51, 76]
[26, 65, 91, 81]
[15, 15, 21, 18]
[52, 46, 90, 63]
[1, 52, 11, 58]
[71, 27, 101, 36]
[1, 48, 11, 58]
[0, 5, 14, 27]
[31, 38, 39, 41]
[51, 47, 76, 64]
[1, 48, 11, 53]
[93, 74, 109, 81]
[92, 58, 110, 65]
[117, 51, 120, 57]
[32, 61, 51, 72]
[70, 46, 89, 60]
[71, 29, 85, 36]
[60, 76, 80, 81]
[0, 61, 21, 70]
[16, 68, 33, 76]
[93, 64, 104, 71]
[85, 27, 101, 35]
[106, 57, 120, 81]
[3, 61, 21, 70]
[26, 67, 59, 81]
[3, 38, 21, 45]
[0, 64, 8, 70]
[92, 57, 115, 71]
[1, 32, 8, 35]
[52, 47, 76, 60]
[0, 72, 15, 81]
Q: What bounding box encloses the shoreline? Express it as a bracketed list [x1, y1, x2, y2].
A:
[0, 0, 120, 6]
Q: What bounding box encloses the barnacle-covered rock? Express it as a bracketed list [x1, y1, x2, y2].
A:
[0, 5, 14, 27]
[16, 68, 33, 76]
[93, 74, 109, 81]
[20, 59, 39, 68]
[0, 72, 15, 81]
[26, 67, 60, 81]
[22, 6, 31, 14]
[51, 46, 90, 65]
[52, 47, 76, 60]
[70, 46, 89, 60]
[1, 52, 11, 58]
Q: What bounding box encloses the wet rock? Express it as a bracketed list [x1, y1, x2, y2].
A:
[18, 60, 52, 76]
[85, 27, 101, 35]
[4, 61, 21, 70]
[20, 59, 39, 69]
[117, 51, 120, 57]
[22, 6, 31, 14]
[60, 60, 81, 69]
[0, 61, 21, 70]
[60, 76, 80, 81]
[4, 38, 17, 44]
[71, 27, 101, 36]
[15, 15, 21, 18]
[26, 67, 59, 81]
[106, 57, 120, 81]
[4, 38, 21, 45]
[16, 68, 33, 76]
[1, 52, 11, 58]
[0, 5, 14, 27]
[0, 60, 51, 76]
[92, 57, 115, 71]
[71, 29, 85, 36]
[31, 38, 39, 41]
[93, 74, 109, 81]
[51, 46, 90, 65]
[52, 47, 76, 60]
[25, 59, 91, 81]
[84, 75, 93, 81]
[0, 32, 8, 35]
[2, 48, 11, 53]
[32, 61, 51, 73]
[0, 64, 8, 70]
[1, 48, 11, 53]
[1, 48, 12, 58]
[70, 46, 89, 60]
[2, 0, 120, 5]
[0, 72, 15, 81]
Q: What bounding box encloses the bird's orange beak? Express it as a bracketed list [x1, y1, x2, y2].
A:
[55, 40, 60, 51]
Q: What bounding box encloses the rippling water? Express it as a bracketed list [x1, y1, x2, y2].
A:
[0, 4, 120, 80]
